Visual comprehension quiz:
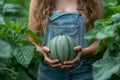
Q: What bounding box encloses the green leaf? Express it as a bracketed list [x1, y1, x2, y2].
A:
[0, 15, 5, 25]
[85, 20, 104, 39]
[0, 40, 11, 58]
[16, 69, 32, 80]
[93, 56, 120, 80]
[96, 25, 115, 39]
[112, 13, 120, 23]
[2, 4, 24, 16]
[12, 45, 35, 68]
[111, 5, 120, 13]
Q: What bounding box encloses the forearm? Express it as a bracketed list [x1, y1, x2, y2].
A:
[28, 36, 39, 47]
[81, 40, 100, 58]
[28, 0, 42, 48]
[28, 36, 45, 55]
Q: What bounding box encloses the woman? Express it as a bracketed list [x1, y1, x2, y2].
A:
[28, 0, 103, 80]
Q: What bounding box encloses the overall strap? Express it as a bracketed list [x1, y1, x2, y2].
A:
[77, 13, 88, 48]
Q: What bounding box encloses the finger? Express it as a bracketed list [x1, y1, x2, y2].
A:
[74, 46, 82, 51]
[43, 46, 50, 53]
[63, 60, 77, 65]
[74, 46, 82, 52]
[61, 64, 73, 68]
[45, 56, 59, 64]
[50, 63, 62, 68]
[63, 55, 80, 65]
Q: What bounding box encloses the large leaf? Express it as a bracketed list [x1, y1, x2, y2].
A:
[12, 45, 35, 68]
[16, 69, 32, 80]
[102, 0, 118, 18]
[112, 13, 120, 23]
[93, 56, 120, 80]
[85, 20, 104, 39]
[103, 0, 118, 6]
[0, 40, 11, 58]
[2, 4, 24, 16]
[85, 14, 120, 40]
[0, 15, 5, 25]
[96, 25, 115, 39]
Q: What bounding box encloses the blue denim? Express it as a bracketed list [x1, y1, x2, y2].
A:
[37, 12, 95, 80]
[42, 12, 90, 47]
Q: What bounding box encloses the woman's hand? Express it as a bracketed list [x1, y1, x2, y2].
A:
[36, 46, 62, 68]
[61, 46, 82, 69]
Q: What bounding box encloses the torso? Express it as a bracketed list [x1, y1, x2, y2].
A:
[52, 0, 89, 28]
[43, 11, 90, 47]
[54, 0, 78, 12]
[42, 0, 90, 47]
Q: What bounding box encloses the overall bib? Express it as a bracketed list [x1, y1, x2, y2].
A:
[37, 12, 95, 80]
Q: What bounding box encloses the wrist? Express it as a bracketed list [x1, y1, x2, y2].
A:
[35, 45, 43, 53]
[35, 44, 40, 49]
[80, 47, 93, 58]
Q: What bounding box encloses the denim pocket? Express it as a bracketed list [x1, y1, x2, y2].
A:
[50, 26, 81, 46]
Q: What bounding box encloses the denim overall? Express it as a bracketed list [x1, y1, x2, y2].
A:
[37, 12, 95, 80]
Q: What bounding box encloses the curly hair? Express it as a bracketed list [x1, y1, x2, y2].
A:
[32, 0, 102, 31]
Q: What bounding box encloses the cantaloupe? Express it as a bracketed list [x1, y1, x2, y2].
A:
[48, 35, 77, 63]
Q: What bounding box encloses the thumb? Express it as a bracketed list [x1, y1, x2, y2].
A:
[73, 46, 82, 52]
[43, 46, 50, 53]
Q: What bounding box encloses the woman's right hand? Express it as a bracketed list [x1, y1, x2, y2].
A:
[36, 46, 62, 68]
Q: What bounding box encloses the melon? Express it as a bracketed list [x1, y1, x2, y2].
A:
[48, 35, 77, 63]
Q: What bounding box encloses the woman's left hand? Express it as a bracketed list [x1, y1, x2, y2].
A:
[61, 46, 82, 68]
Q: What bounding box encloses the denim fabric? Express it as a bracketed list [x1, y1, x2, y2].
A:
[42, 12, 90, 48]
[37, 12, 95, 80]
[37, 58, 95, 80]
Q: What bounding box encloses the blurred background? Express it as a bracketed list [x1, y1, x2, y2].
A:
[0, 0, 120, 80]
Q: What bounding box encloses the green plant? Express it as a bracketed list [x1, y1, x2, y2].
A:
[0, 40, 11, 58]
[0, 0, 120, 80]
[0, 20, 40, 80]
[48, 35, 77, 63]
[0, 0, 28, 24]
[85, 0, 120, 80]
[2, 4, 24, 16]
[0, 0, 42, 80]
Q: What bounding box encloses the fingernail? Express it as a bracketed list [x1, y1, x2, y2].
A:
[56, 59, 59, 62]
[64, 63, 67, 65]
[61, 66, 64, 68]
[59, 64, 62, 66]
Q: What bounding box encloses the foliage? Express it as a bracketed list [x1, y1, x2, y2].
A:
[0, 0, 42, 80]
[0, 0, 120, 80]
[0, 21, 40, 80]
[85, 0, 120, 80]
[2, 4, 24, 16]
[0, 40, 11, 58]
